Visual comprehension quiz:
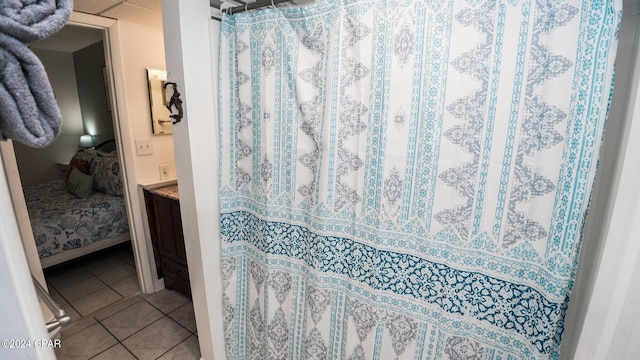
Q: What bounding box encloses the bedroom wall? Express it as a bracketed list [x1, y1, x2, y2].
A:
[13, 48, 84, 185]
[74, 41, 115, 145]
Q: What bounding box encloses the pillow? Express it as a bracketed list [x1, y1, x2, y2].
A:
[66, 167, 94, 198]
[66, 158, 91, 182]
[91, 156, 123, 196]
[97, 149, 117, 158]
[71, 149, 98, 163]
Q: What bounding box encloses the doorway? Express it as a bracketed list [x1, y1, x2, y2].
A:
[0, 11, 161, 319]
[8, 19, 142, 314]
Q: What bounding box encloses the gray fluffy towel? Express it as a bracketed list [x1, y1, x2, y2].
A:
[0, 0, 73, 43]
[0, 32, 62, 148]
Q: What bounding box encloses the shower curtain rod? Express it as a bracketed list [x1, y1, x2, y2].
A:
[222, 0, 291, 14]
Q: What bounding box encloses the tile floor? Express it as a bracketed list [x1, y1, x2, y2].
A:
[44, 244, 200, 360]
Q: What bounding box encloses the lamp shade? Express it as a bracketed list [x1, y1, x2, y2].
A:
[79, 135, 94, 148]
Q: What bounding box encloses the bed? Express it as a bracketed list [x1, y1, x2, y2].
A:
[23, 142, 130, 268]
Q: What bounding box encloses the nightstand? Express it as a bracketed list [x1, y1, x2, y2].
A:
[55, 161, 69, 175]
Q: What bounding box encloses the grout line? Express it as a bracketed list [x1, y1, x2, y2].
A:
[152, 334, 189, 360]
[48, 246, 140, 320]
[91, 320, 141, 359]
[121, 342, 140, 360]
[46, 268, 94, 292]
[67, 279, 125, 317]
[96, 300, 166, 341]
[142, 294, 190, 316]
[66, 299, 83, 318]
[165, 308, 197, 335]
[67, 258, 135, 302]
[47, 246, 197, 358]
[85, 257, 133, 278]
[66, 296, 198, 359]
[117, 315, 166, 342]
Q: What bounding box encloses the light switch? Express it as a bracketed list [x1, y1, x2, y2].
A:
[135, 139, 153, 156]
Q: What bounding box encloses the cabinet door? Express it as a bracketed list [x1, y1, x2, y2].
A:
[153, 194, 188, 266]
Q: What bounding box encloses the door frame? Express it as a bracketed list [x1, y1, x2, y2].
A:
[160, 1, 225, 359]
[3, 11, 157, 296]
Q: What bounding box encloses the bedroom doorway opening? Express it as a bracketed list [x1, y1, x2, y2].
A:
[3, 18, 142, 319]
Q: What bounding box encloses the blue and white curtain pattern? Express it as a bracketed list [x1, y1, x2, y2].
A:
[218, 0, 621, 359]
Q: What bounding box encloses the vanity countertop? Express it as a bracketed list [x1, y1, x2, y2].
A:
[148, 184, 179, 201]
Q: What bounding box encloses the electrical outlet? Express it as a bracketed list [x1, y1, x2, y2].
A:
[135, 139, 153, 156]
[160, 164, 169, 180]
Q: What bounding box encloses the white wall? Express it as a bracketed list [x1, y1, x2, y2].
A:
[110, 21, 176, 183]
[13, 48, 84, 185]
[112, 20, 176, 184]
[106, 18, 178, 292]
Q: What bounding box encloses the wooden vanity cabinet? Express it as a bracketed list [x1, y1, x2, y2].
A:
[143, 188, 191, 297]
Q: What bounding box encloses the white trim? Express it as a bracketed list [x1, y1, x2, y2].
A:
[0, 141, 46, 289]
[69, 11, 116, 28]
[0, 155, 54, 359]
[101, 16, 158, 294]
[161, 1, 225, 359]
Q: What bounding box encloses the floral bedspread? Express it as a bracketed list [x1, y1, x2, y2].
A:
[23, 179, 129, 260]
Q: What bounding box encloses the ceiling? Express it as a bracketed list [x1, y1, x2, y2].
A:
[30, 0, 166, 53]
[72, 0, 239, 26]
[29, 25, 104, 52]
[34, 0, 640, 30]
[73, 0, 164, 28]
[28, 0, 243, 52]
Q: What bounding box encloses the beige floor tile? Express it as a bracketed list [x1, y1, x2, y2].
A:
[158, 335, 201, 360]
[100, 300, 164, 340]
[48, 286, 67, 305]
[60, 314, 97, 338]
[55, 323, 116, 359]
[84, 255, 126, 276]
[111, 275, 141, 297]
[91, 343, 136, 360]
[57, 276, 106, 303]
[145, 289, 190, 314]
[122, 317, 190, 360]
[93, 295, 143, 321]
[60, 303, 81, 322]
[168, 301, 197, 333]
[96, 263, 137, 285]
[46, 268, 93, 290]
[71, 287, 123, 316]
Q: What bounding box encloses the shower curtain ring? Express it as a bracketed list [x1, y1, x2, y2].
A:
[271, 0, 275, 8]
[245, 4, 248, 12]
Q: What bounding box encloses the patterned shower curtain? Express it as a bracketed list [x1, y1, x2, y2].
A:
[218, 0, 621, 359]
